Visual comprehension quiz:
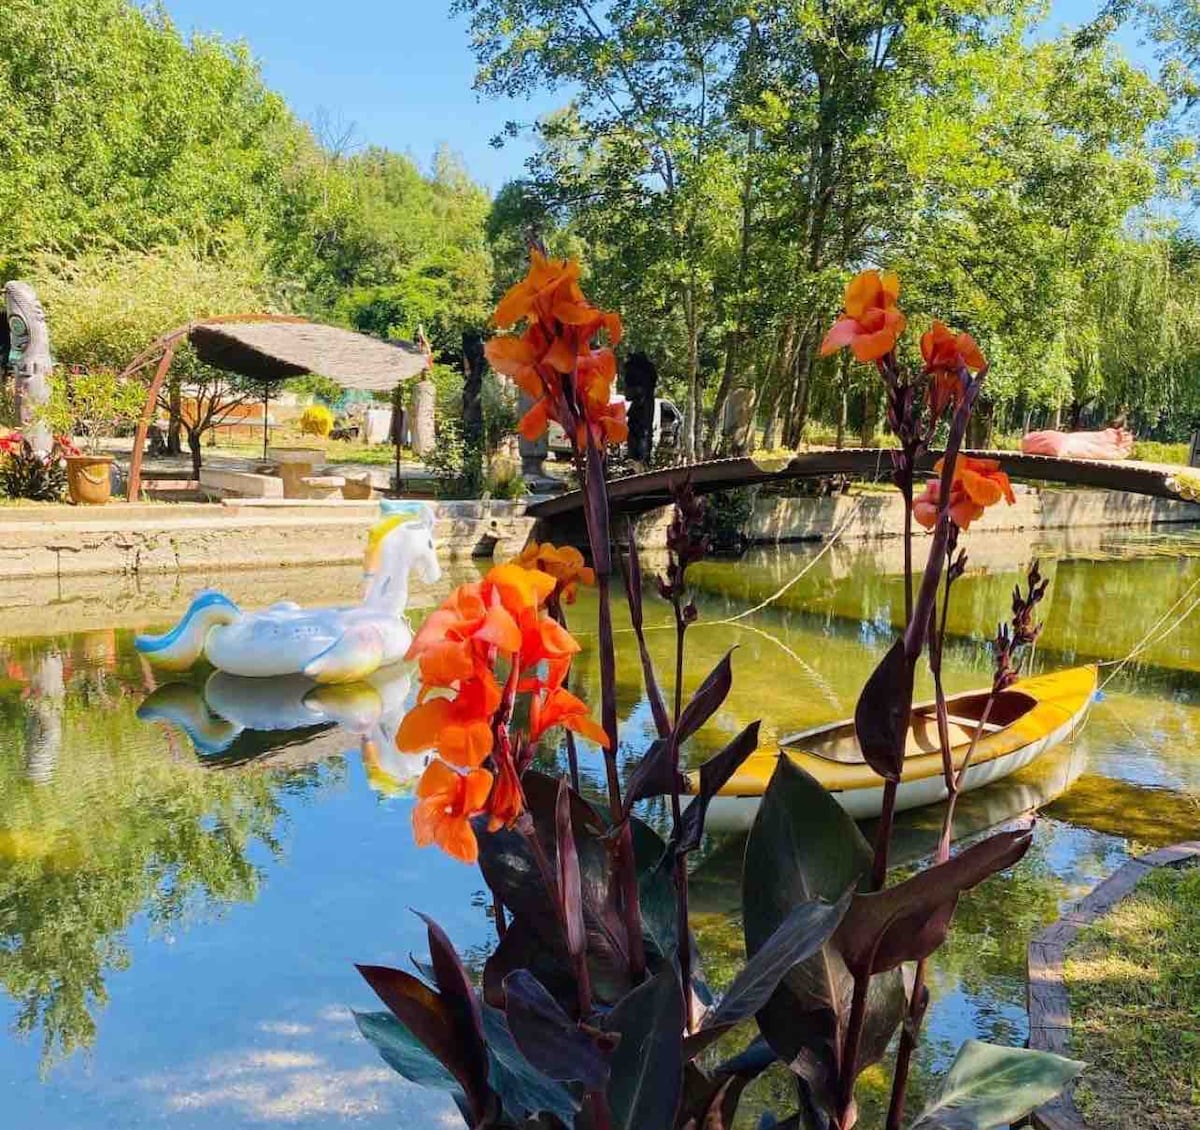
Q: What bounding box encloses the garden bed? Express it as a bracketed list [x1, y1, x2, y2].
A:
[1065, 861, 1200, 1130]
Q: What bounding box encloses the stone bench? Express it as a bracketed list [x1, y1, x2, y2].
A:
[199, 467, 284, 499]
[300, 475, 346, 500]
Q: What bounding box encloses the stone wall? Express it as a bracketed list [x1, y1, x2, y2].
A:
[0, 499, 535, 581]
[746, 487, 1200, 543]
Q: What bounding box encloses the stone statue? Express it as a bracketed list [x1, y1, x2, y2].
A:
[624, 351, 657, 464]
[5, 281, 54, 454]
[411, 377, 436, 456]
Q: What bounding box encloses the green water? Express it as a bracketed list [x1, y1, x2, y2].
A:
[1, 526, 1198, 1128]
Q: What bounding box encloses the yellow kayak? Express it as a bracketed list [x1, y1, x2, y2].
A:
[691, 665, 1097, 828]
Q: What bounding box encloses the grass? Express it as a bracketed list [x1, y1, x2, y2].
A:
[1131, 440, 1190, 465]
[1065, 863, 1200, 1130]
[209, 434, 408, 466]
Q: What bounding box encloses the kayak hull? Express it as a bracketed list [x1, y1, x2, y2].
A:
[695, 666, 1096, 831]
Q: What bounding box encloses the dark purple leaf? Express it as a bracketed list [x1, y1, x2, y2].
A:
[415, 913, 488, 1069]
[502, 969, 610, 1090]
[477, 775, 633, 1004]
[603, 968, 686, 1130]
[555, 779, 586, 960]
[483, 917, 575, 1012]
[623, 736, 683, 811]
[623, 522, 670, 738]
[684, 893, 848, 1060]
[742, 757, 905, 1111]
[854, 638, 914, 782]
[835, 827, 1034, 977]
[356, 962, 493, 1122]
[677, 721, 761, 853]
[481, 1004, 581, 1124]
[677, 649, 736, 745]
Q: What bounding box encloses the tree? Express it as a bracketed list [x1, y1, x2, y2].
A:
[32, 244, 275, 474]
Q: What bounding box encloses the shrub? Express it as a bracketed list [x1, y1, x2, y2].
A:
[299, 403, 334, 438]
[0, 434, 72, 501]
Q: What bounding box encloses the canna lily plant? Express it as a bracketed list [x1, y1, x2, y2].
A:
[353, 260, 1083, 1129]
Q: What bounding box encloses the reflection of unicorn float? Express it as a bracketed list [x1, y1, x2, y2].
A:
[135, 505, 440, 683]
[137, 664, 428, 791]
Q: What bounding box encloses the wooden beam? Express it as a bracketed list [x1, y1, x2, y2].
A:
[126, 343, 177, 502]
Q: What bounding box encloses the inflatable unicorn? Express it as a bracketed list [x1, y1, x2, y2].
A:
[135, 504, 440, 683]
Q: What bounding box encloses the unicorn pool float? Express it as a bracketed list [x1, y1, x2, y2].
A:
[135, 503, 440, 683]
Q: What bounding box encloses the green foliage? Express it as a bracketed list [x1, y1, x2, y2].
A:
[41, 368, 144, 453]
[285, 374, 343, 406]
[465, 0, 1199, 447]
[423, 417, 471, 497]
[484, 452, 527, 500]
[32, 244, 270, 376]
[298, 403, 334, 438]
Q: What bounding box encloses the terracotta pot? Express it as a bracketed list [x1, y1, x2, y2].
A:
[65, 454, 114, 505]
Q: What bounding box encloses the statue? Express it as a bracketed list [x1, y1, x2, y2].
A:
[5, 281, 54, 454]
[624, 350, 657, 464]
[135, 504, 440, 682]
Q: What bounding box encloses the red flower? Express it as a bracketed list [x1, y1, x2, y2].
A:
[913, 456, 1016, 531]
[412, 761, 494, 864]
[820, 270, 906, 362]
[920, 320, 985, 374]
[530, 686, 610, 749]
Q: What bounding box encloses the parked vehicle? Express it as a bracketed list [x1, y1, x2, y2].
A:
[547, 396, 682, 458]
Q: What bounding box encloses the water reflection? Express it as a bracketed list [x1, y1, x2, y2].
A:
[0, 529, 1197, 1129]
[137, 666, 429, 791]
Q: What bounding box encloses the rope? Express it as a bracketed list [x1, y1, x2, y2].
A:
[713, 494, 865, 625]
[1098, 568, 1200, 691]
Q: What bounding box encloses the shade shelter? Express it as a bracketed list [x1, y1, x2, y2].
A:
[121, 315, 429, 500]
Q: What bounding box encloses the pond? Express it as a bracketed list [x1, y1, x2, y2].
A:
[2, 524, 1199, 1128]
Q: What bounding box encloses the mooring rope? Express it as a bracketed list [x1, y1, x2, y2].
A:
[713, 494, 865, 625]
[1097, 568, 1200, 691]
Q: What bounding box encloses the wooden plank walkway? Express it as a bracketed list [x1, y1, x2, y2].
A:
[1027, 840, 1200, 1130]
[528, 448, 1198, 519]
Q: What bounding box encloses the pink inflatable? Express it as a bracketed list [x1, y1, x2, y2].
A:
[1020, 427, 1133, 461]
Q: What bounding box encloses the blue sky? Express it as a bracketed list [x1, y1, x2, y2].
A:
[161, 0, 1157, 195]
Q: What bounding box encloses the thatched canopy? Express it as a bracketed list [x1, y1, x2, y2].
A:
[124, 314, 432, 499]
[187, 317, 430, 390]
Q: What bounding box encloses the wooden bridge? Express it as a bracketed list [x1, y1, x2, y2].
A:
[527, 448, 1199, 520]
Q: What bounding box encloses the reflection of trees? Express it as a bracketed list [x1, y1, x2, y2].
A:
[0, 634, 320, 1069]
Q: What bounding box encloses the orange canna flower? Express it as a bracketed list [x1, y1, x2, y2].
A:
[493, 250, 592, 330]
[820, 270, 907, 363]
[412, 760, 493, 864]
[397, 675, 502, 766]
[486, 754, 523, 832]
[485, 250, 626, 450]
[514, 542, 596, 604]
[913, 456, 1015, 531]
[530, 686, 610, 749]
[920, 320, 985, 374]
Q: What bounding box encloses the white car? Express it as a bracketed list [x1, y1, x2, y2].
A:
[547, 396, 682, 458]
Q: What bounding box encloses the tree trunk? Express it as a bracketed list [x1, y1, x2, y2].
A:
[167, 376, 183, 455]
[860, 386, 878, 447]
[836, 354, 850, 449]
[761, 393, 780, 450]
[683, 284, 701, 461]
[705, 70, 758, 456]
[187, 428, 202, 479]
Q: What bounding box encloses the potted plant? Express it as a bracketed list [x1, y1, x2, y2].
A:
[44, 368, 144, 504]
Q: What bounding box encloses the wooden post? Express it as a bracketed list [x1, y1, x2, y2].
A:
[127, 343, 177, 502]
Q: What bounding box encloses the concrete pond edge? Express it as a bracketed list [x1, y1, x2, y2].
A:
[1026, 839, 1200, 1130]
